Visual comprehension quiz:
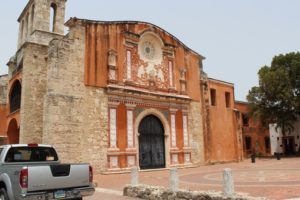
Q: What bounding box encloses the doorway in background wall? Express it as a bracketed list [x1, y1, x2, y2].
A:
[282, 136, 295, 155]
[7, 119, 19, 144]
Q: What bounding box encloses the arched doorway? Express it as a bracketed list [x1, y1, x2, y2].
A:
[7, 119, 19, 144]
[138, 115, 165, 169]
[9, 80, 21, 113]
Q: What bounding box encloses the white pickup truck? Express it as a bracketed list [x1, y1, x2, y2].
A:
[0, 144, 95, 200]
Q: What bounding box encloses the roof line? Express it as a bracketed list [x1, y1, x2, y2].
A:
[235, 100, 249, 104]
[65, 17, 206, 59]
[208, 77, 234, 86]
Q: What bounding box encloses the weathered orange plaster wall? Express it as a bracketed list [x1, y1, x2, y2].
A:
[207, 80, 238, 162]
[235, 102, 271, 157]
[5, 73, 22, 144]
[117, 103, 127, 168]
[84, 22, 202, 101]
[0, 105, 8, 137]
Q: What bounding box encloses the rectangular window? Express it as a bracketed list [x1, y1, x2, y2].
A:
[225, 92, 231, 108]
[210, 89, 216, 106]
[242, 113, 249, 126]
[126, 50, 132, 80]
[245, 137, 252, 151]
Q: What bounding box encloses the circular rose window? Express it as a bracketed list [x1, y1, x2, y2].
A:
[142, 41, 155, 59]
[138, 33, 162, 64]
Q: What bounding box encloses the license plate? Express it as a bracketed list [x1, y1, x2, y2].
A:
[54, 190, 66, 199]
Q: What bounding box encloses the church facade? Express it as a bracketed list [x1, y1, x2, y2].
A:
[0, 0, 246, 173]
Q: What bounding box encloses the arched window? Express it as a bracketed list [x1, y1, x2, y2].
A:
[10, 81, 22, 113]
[50, 3, 57, 32]
[31, 4, 35, 31]
[25, 13, 29, 37]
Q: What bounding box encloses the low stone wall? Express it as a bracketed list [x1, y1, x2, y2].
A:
[123, 185, 267, 200]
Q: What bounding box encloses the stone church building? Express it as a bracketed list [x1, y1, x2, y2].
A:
[0, 0, 247, 173]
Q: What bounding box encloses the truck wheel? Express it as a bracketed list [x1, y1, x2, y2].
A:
[0, 188, 8, 200]
[70, 198, 82, 200]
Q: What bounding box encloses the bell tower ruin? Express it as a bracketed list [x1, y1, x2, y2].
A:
[17, 0, 66, 49]
[6, 0, 67, 144]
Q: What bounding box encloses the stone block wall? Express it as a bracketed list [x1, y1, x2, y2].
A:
[43, 24, 109, 172]
[43, 93, 84, 163]
[81, 87, 108, 173]
[0, 75, 8, 105]
[189, 101, 205, 165]
[19, 43, 48, 144]
[0, 75, 8, 139]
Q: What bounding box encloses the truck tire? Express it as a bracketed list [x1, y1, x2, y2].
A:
[0, 188, 9, 200]
[70, 198, 82, 200]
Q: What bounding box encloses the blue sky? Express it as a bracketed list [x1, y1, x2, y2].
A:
[1, 0, 299, 100]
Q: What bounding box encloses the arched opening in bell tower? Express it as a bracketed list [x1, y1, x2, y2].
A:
[50, 3, 57, 32]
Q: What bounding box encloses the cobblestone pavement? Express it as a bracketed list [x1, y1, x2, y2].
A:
[86, 157, 300, 200]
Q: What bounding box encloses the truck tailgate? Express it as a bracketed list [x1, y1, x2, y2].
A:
[27, 164, 90, 192]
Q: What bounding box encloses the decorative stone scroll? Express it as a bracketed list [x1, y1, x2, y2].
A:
[128, 156, 136, 167]
[110, 156, 119, 168]
[108, 50, 118, 83]
[180, 68, 187, 94]
[184, 153, 191, 163]
[172, 154, 178, 164]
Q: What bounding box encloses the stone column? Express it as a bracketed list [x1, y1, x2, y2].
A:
[108, 102, 119, 169]
[182, 111, 191, 164]
[109, 107, 117, 149]
[126, 104, 136, 149]
[169, 168, 178, 192]
[223, 168, 234, 196]
[182, 114, 189, 147]
[170, 108, 178, 165]
[170, 108, 177, 148]
[126, 103, 136, 167]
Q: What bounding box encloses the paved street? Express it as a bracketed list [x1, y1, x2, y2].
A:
[86, 157, 300, 200]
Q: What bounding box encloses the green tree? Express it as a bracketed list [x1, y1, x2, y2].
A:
[247, 52, 300, 135]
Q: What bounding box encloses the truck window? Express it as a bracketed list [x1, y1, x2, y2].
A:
[5, 147, 58, 162]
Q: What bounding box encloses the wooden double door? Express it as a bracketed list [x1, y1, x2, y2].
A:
[138, 115, 165, 169]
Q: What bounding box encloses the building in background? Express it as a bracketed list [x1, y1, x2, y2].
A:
[269, 120, 300, 156]
[203, 78, 243, 163]
[235, 101, 271, 157]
